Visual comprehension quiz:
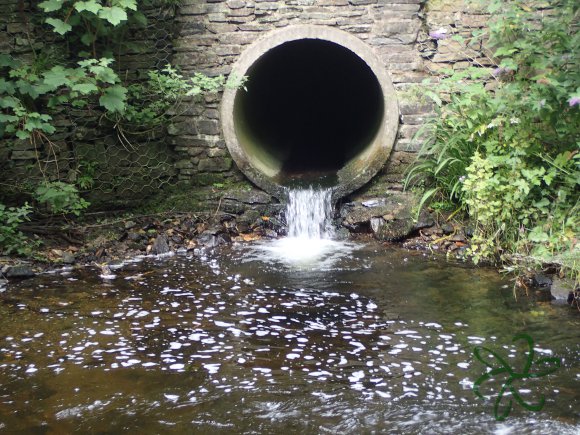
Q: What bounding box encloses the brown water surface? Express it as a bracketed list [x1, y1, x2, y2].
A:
[0, 242, 578, 434]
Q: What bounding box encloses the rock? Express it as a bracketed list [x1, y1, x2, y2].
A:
[263, 229, 278, 238]
[127, 231, 143, 242]
[217, 233, 232, 244]
[236, 221, 250, 233]
[240, 210, 261, 226]
[151, 234, 170, 255]
[124, 221, 137, 230]
[413, 209, 435, 230]
[550, 277, 575, 301]
[207, 225, 224, 235]
[171, 234, 184, 245]
[450, 231, 467, 243]
[532, 273, 552, 288]
[5, 265, 35, 279]
[221, 199, 246, 214]
[62, 252, 76, 265]
[441, 223, 454, 235]
[198, 231, 219, 248]
[224, 190, 272, 205]
[341, 192, 418, 241]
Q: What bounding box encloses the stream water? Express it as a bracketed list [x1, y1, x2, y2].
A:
[0, 189, 578, 434]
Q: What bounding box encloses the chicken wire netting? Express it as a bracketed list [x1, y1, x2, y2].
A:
[1, 1, 181, 206]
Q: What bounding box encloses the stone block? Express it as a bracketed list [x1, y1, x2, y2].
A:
[168, 122, 198, 136]
[394, 137, 422, 152]
[188, 147, 206, 157]
[375, 20, 419, 36]
[207, 148, 227, 157]
[179, 4, 207, 14]
[318, 0, 349, 5]
[401, 113, 435, 125]
[399, 102, 434, 115]
[206, 23, 238, 34]
[215, 45, 242, 56]
[11, 139, 35, 151]
[221, 32, 258, 44]
[6, 22, 29, 33]
[227, 0, 246, 9]
[349, 0, 377, 5]
[197, 120, 220, 136]
[368, 33, 418, 45]
[176, 159, 195, 169]
[227, 15, 256, 23]
[255, 2, 280, 12]
[227, 7, 255, 17]
[10, 150, 36, 160]
[204, 109, 220, 119]
[208, 13, 228, 22]
[198, 157, 232, 172]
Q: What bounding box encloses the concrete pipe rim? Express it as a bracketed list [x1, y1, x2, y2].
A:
[220, 24, 399, 201]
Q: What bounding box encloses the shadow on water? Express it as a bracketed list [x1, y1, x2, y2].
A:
[0, 242, 578, 434]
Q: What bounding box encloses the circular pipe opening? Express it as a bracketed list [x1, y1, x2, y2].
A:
[221, 25, 399, 200]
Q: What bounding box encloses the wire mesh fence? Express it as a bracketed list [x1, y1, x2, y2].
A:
[0, 0, 181, 207]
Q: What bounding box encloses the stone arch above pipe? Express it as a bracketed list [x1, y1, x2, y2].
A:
[220, 25, 399, 200]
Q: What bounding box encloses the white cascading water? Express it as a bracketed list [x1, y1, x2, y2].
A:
[286, 187, 334, 240]
[250, 186, 355, 266]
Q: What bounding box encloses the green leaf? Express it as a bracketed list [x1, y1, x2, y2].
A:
[99, 85, 127, 113]
[15, 130, 30, 140]
[72, 83, 98, 94]
[74, 0, 102, 14]
[43, 66, 72, 89]
[131, 10, 147, 27]
[15, 80, 41, 98]
[45, 18, 72, 35]
[425, 91, 442, 107]
[0, 78, 16, 95]
[80, 32, 95, 46]
[0, 96, 20, 109]
[95, 69, 118, 85]
[98, 6, 128, 26]
[0, 114, 18, 124]
[0, 54, 18, 68]
[115, 0, 137, 11]
[38, 0, 64, 12]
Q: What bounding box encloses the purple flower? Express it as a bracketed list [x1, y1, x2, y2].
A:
[568, 96, 580, 107]
[429, 28, 448, 40]
[492, 66, 512, 77]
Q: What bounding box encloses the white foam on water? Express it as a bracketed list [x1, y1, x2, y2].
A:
[250, 186, 357, 266]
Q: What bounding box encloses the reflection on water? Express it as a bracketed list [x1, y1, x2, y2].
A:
[0, 242, 578, 434]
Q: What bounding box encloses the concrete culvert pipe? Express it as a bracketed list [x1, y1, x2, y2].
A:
[221, 25, 399, 200]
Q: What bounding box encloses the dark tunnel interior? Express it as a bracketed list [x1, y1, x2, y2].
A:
[234, 39, 384, 180]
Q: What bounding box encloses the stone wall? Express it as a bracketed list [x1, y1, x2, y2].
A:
[169, 0, 491, 199]
[1, 0, 493, 206]
[0, 0, 179, 207]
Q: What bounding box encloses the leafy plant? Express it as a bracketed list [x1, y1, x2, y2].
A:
[0, 0, 247, 230]
[35, 181, 90, 216]
[405, 0, 580, 275]
[0, 203, 37, 256]
[123, 65, 246, 129]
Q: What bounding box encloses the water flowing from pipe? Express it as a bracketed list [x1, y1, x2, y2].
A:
[286, 187, 334, 240]
[245, 186, 356, 266]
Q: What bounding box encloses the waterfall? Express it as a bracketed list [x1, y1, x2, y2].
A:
[248, 186, 354, 266]
[286, 187, 334, 240]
